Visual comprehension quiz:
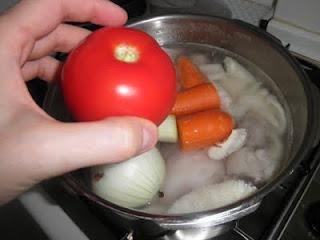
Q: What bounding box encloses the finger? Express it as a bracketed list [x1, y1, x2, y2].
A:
[2, 0, 127, 32]
[21, 56, 62, 82]
[0, 0, 127, 61]
[29, 24, 91, 60]
[1, 0, 127, 39]
[34, 117, 158, 179]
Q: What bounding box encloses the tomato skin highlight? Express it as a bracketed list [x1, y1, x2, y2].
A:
[61, 27, 177, 125]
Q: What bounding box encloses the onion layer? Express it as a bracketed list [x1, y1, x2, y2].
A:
[91, 147, 166, 208]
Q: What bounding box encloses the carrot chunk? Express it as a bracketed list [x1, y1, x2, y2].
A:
[177, 110, 234, 151]
[171, 83, 221, 116]
[177, 55, 208, 89]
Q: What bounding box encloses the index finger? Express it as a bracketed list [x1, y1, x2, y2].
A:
[0, 0, 127, 43]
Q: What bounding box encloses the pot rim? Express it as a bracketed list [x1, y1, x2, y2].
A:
[61, 14, 317, 226]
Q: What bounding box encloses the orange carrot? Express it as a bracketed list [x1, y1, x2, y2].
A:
[177, 55, 208, 89]
[177, 110, 234, 151]
[171, 82, 221, 116]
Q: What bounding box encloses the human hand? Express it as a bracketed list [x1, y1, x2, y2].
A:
[0, 0, 157, 204]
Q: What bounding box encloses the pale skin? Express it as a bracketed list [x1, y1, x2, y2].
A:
[0, 0, 158, 204]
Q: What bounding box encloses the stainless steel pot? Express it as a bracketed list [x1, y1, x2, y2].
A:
[43, 15, 320, 239]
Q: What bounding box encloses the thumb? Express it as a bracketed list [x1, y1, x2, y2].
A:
[36, 116, 158, 179]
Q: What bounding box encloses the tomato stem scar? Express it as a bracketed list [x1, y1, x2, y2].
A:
[115, 44, 139, 63]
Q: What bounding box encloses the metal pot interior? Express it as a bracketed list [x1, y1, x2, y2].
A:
[43, 15, 315, 227]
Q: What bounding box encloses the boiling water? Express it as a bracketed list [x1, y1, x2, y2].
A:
[137, 43, 293, 214]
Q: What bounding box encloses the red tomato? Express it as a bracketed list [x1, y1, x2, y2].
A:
[61, 27, 176, 125]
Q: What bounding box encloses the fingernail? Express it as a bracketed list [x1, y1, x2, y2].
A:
[141, 126, 157, 153]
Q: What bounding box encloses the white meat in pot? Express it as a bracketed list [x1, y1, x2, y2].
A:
[168, 179, 257, 214]
[220, 57, 259, 100]
[221, 57, 287, 133]
[226, 113, 283, 184]
[159, 144, 225, 204]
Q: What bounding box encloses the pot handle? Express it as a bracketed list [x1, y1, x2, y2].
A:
[310, 82, 320, 147]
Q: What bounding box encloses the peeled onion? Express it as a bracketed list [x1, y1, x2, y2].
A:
[91, 147, 166, 208]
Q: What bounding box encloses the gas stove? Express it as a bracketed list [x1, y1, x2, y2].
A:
[21, 1, 320, 240]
